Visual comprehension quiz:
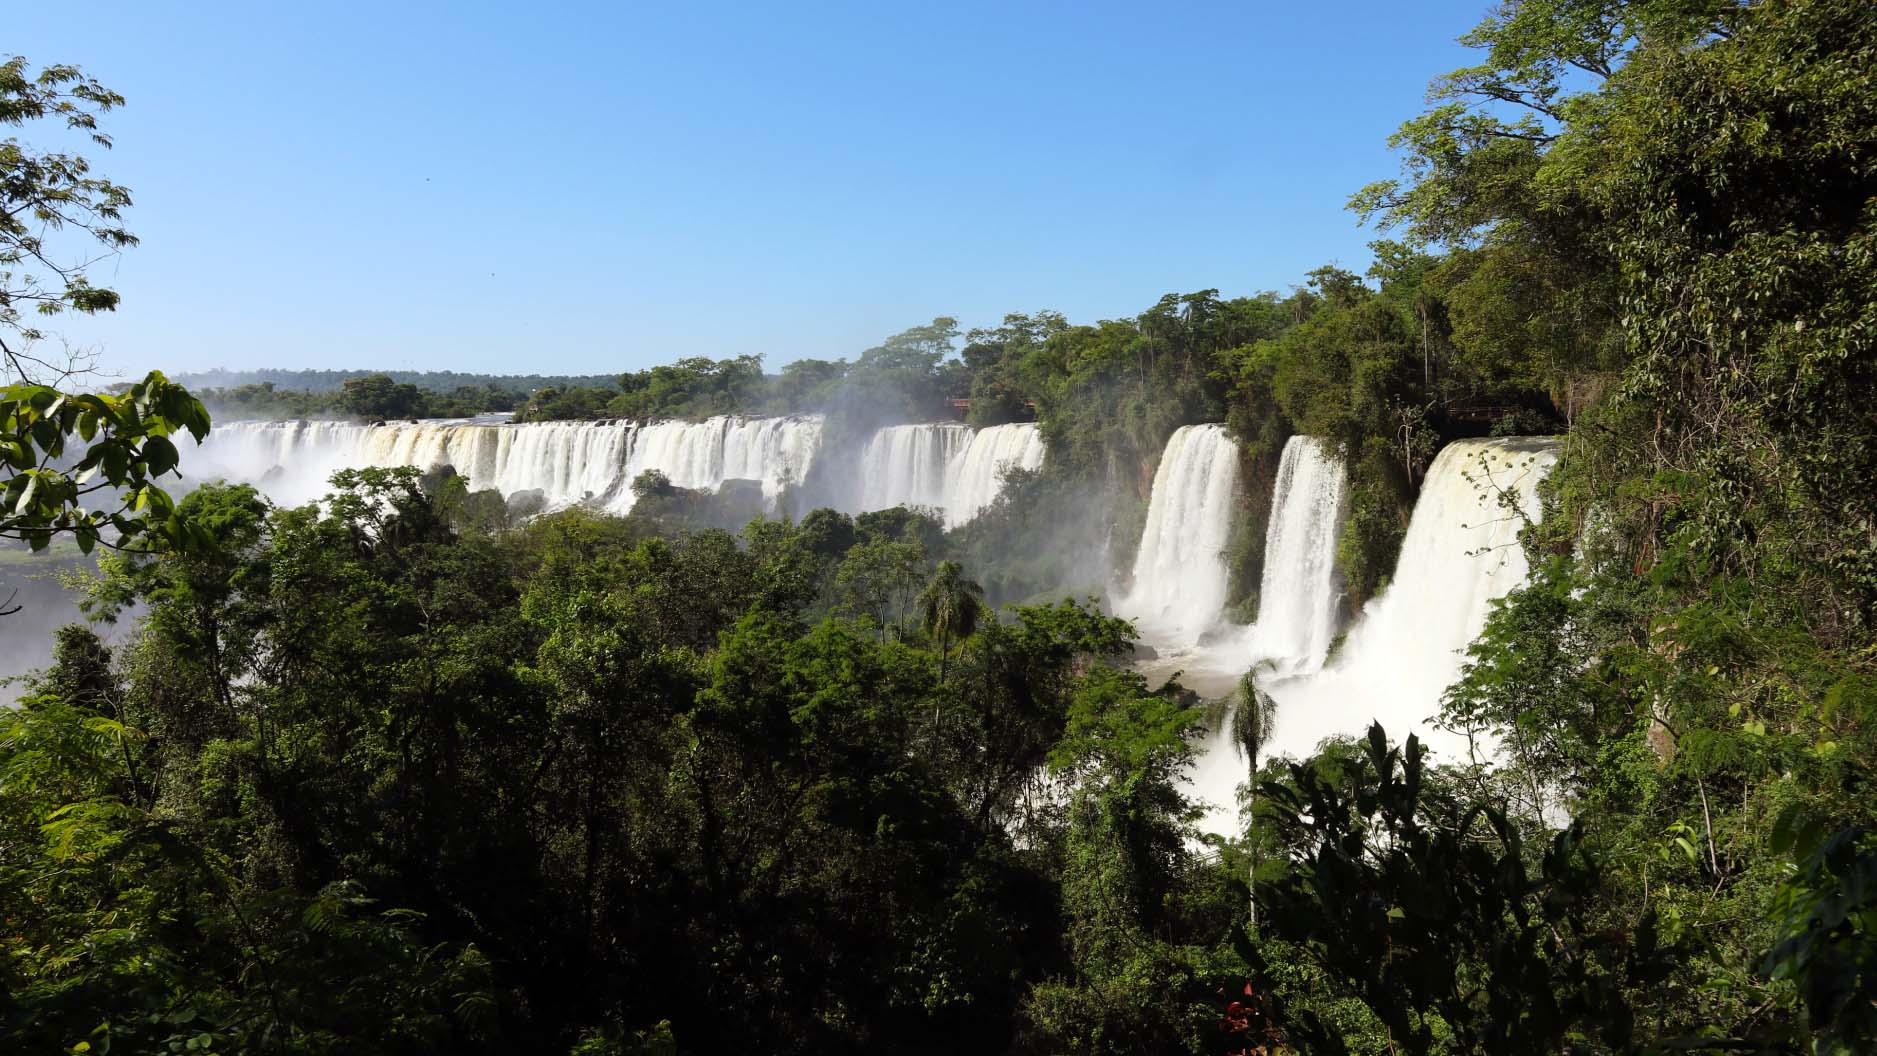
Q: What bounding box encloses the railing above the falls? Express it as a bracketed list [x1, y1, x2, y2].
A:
[942, 397, 1038, 420]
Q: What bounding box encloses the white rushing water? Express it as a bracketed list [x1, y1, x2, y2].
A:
[189, 419, 378, 506]
[192, 416, 823, 513]
[944, 423, 1047, 524]
[611, 416, 823, 511]
[190, 415, 1043, 522]
[1121, 431, 1347, 672]
[1233, 435, 1349, 674]
[853, 421, 1046, 525]
[1260, 436, 1560, 763]
[1114, 424, 1241, 650]
[1152, 434, 1553, 836]
[856, 423, 974, 513]
[374, 419, 639, 507]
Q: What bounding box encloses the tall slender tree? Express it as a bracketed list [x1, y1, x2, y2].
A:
[917, 560, 984, 686]
[1233, 668, 1279, 930]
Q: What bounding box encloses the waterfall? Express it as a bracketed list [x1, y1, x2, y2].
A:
[946, 423, 1046, 525]
[1261, 436, 1559, 762]
[609, 416, 823, 512]
[855, 423, 974, 513]
[188, 420, 377, 506]
[359, 419, 638, 507]
[192, 415, 1041, 525]
[1168, 434, 1346, 837]
[190, 415, 822, 513]
[725, 417, 822, 502]
[1115, 424, 1241, 650]
[1236, 435, 1348, 673]
[851, 421, 1045, 524]
[478, 421, 639, 504]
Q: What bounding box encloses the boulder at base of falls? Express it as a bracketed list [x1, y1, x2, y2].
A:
[506, 489, 547, 519]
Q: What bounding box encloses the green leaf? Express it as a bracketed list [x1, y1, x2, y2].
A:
[142, 435, 178, 476]
[14, 473, 38, 515]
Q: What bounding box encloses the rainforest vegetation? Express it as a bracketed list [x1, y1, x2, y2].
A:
[5, 0, 1877, 1053]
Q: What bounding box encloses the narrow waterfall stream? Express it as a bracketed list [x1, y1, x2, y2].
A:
[1235, 435, 1349, 673]
[1114, 424, 1241, 650]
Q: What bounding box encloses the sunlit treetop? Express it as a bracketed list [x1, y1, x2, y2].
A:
[0, 56, 209, 566]
[1350, 0, 1743, 247]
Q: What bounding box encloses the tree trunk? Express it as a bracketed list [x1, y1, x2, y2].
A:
[1420, 304, 1432, 390]
[1248, 786, 1260, 932]
[1246, 753, 1260, 931]
[933, 627, 949, 738]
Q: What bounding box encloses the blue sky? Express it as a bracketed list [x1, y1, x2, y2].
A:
[12, 1, 1488, 378]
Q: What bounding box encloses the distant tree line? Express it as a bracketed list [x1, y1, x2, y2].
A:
[174, 368, 620, 395]
[506, 317, 978, 429]
[196, 377, 527, 422]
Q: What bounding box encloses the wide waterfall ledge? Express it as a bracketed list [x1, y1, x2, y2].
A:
[189, 416, 1045, 525]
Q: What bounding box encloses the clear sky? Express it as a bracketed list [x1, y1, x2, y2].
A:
[12, 1, 1489, 378]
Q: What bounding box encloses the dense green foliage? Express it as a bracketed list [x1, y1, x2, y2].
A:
[1, 472, 1245, 1054]
[1253, 730, 1677, 1055]
[3, 371, 210, 557]
[7, 1, 1877, 1052]
[1308, 1, 1877, 1051]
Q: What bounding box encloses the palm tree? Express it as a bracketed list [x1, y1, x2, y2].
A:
[917, 560, 984, 685]
[1232, 666, 1279, 931]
